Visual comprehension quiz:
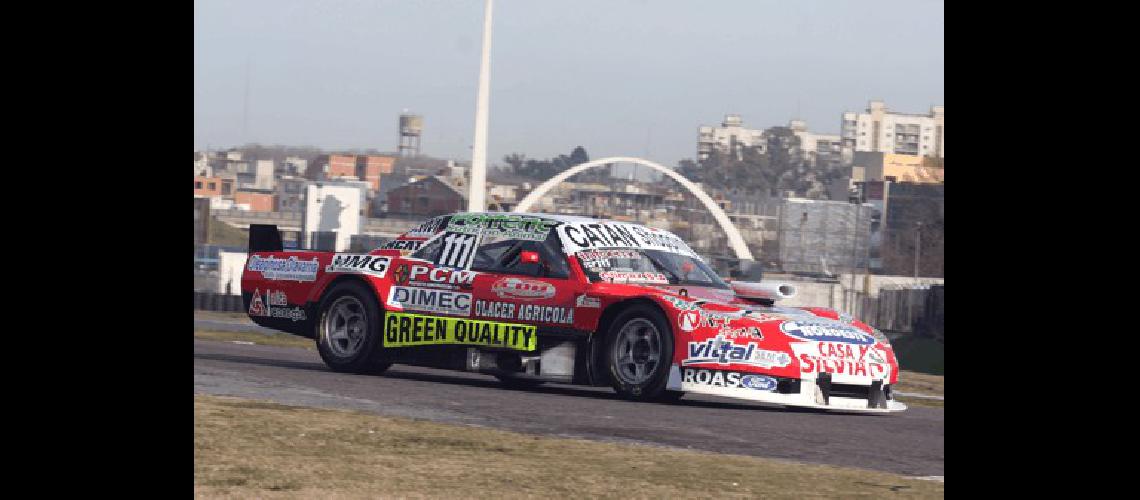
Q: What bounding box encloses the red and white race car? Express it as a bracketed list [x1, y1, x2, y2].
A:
[242, 212, 905, 413]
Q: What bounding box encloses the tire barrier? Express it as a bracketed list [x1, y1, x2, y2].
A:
[194, 292, 245, 312]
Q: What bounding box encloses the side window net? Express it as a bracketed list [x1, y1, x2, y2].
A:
[471, 230, 569, 278]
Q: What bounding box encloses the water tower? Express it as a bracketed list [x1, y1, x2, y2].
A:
[398, 113, 422, 157]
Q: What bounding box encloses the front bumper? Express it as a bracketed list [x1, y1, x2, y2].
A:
[667, 365, 907, 413]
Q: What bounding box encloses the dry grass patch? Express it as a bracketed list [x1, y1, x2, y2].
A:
[896, 371, 944, 397]
[194, 330, 314, 350]
[893, 371, 944, 408]
[195, 394, 943, 499]
[896, 397, 943, 409]
[194, 311, 255, 322]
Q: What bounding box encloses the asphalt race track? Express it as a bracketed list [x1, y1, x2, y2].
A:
[194, 337, 943, 477]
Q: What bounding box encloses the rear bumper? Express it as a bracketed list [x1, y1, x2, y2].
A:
[667, 365, 907, 413]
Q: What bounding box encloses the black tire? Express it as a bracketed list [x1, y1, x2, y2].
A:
[494, 375, 545, 390]
[315, 281, 392, 374]
[604, 303, 675, 401]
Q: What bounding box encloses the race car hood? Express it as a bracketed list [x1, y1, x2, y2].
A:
[649, 284, 737, 304]
[625, 283, 899, 385]
[642, 283, 884, 340]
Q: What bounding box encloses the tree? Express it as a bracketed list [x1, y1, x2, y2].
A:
[498, 147, 604, 182]
[676, 158, 701, 182]
[502, 153, 527, 175]
[569, 146, 589, 165]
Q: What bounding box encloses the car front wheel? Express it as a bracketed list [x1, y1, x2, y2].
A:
[604, 304, 675, 401]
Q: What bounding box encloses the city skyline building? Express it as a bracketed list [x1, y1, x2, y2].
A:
[841, 100, 944, 158]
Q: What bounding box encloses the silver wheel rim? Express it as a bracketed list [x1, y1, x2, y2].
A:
[612, 318, 662, 385]
[323, 296, 368, 358]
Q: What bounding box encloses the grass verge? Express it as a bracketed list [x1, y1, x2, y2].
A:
[194, 330, 314, 350]
[195, 310, 257, 322]
[194, 394, 943, 499]
[894, 370, 944, 408]
[896, 371, 943, 396]
[894, 396, 943, 409]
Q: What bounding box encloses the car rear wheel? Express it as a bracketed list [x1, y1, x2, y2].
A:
[604, 304, 674, 401]
[316, 281, 391, 374]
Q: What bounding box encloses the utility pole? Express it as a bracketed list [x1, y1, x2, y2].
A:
[468, 0, 493, 212]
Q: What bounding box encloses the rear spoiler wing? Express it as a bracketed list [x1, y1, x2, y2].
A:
[249, 224, 283, 253]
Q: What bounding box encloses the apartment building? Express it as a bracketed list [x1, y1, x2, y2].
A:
[841, 101, 944, 158]
[697, 115, 767, 161]
[788, 120, 846, 168]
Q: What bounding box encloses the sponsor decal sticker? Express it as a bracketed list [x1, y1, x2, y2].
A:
[577, 249, 641, 260]
[683, 335, 792, 368]
[269, 306, 307, 322]
[326, 254, 391, 278]
[598, 271, 669, 284]
[246, 255, 320, 282]
[682, 368, 778, 392]
[701, 309, 747, 328]
[780, 320, 876, 345]
[474, 300, 516, 320]
[404, 217, 446, 238]
[515, 304, 574, 324]
[744, 311, 785, 323]
[267, 290, 288, 307]
[792, 341, 890, 378]
[491, 277, 556, 301]
[383, 312, 537, 351]
[741, 373, 778, 391]
[248, 288, 267, 316]
[558, 222, 700, 258]
[576, 294, 601, 308]
[402, 265, 478, 290]
[386, 286, 472, 316]
[247, 289, 306, 321]
[577, 250, 641, 269]
[381, 239, 424, 252]
[678, 310, 701, 332]
[717, 325, 763, 340]
[392, 263, 411, 285]
[662, 295, 702, 311]
[581, 258, 611, 269]
[867, 349, 886, 364]
[445, 214, 557, 241]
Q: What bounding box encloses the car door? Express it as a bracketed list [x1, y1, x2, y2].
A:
[466, 231, 584, 329]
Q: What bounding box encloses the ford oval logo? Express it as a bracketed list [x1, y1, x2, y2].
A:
[779, 320, 876, 345]
[740, 374, 777, 391]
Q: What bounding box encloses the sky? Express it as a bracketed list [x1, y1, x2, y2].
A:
[194, 0, 944, 168]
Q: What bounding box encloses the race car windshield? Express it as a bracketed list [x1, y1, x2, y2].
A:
[576, 249, 729, 289]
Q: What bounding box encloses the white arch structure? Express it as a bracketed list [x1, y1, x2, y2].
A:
[514, 156, 754, 260]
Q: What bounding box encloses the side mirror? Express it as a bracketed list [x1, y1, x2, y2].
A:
[520, 250, 541, 264]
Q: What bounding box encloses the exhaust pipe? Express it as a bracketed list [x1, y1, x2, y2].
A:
[730, 281, 798, 301]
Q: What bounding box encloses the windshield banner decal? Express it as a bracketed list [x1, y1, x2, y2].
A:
[557, 222, 699, 258]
